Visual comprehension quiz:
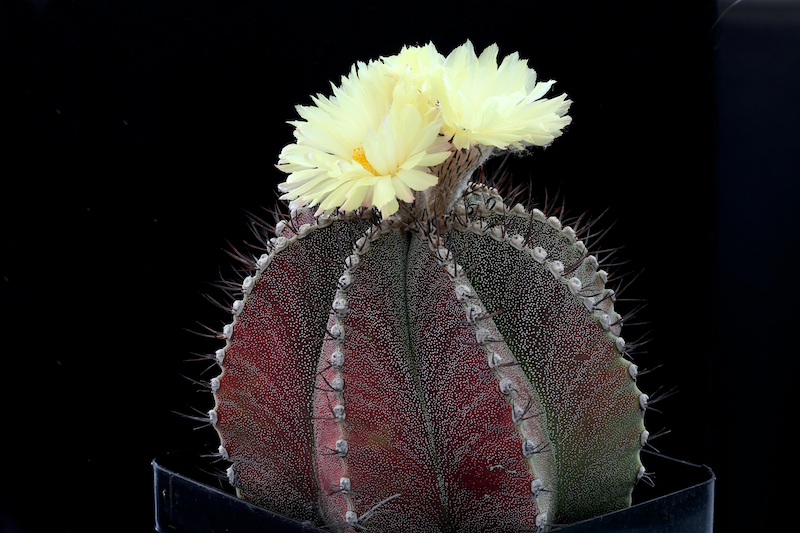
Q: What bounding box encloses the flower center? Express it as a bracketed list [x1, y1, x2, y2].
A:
[352, 145, 378, 175]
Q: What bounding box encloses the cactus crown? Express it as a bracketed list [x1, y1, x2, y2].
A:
[197, 41, 650, 533]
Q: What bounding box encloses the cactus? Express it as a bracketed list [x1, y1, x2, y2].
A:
[200, 42, 650, 533]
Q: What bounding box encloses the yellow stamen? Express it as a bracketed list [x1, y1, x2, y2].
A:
[353, 145, 378, 175]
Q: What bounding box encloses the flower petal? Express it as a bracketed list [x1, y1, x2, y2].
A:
[395, 168, 439, 192]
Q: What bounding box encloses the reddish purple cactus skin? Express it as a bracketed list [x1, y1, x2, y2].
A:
[207, 179, 648, 532]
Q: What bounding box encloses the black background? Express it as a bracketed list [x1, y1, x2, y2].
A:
[1, 1, 797, 532]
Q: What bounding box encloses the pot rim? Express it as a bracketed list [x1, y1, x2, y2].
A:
[152, 447, 714, 533]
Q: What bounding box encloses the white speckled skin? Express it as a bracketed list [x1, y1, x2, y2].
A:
[210, 183, 646, 532]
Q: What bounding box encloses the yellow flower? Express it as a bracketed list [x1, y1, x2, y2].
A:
[277, 42, 571, 219]
[434, 41, 572, 151]
[276, 60, 451, 219]
[381, 42, 444, 95]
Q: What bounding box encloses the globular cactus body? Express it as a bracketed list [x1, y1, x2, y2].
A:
[208, 176, 647, 532]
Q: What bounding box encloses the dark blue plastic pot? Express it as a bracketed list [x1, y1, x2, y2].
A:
[153, 448, 714, 532]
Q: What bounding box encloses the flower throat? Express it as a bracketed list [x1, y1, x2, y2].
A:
[353, 145, 378, 175]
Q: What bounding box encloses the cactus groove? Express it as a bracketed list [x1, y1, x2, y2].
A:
[205, 173, 649, 532]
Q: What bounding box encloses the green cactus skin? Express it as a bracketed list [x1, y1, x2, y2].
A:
[206, 166, 649, 532]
